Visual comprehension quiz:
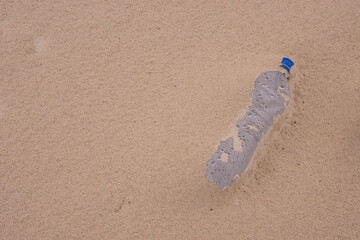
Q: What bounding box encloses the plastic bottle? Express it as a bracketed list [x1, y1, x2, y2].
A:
[205, 58, 295, 189]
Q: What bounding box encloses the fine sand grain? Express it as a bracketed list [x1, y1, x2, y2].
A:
[1, 1, 359, 239]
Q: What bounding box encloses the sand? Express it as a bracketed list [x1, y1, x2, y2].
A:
[1, 1, 359, 239]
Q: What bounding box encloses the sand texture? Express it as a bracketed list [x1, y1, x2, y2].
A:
[1, 1, 359, 239]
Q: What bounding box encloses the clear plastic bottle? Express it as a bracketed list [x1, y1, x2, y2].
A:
[205, 58, 294, 189]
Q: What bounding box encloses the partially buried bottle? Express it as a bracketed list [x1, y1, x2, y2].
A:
[205, 57, 295, 189]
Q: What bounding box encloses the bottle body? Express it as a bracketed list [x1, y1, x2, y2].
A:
[205, 59, 294, 189]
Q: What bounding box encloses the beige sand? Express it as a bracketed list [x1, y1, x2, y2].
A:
[1, 1, 359, 239]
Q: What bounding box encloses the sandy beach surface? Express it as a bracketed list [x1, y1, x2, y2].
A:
[1, 1, 359, 239]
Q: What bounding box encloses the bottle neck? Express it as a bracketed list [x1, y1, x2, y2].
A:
[277, 66, 291, 80]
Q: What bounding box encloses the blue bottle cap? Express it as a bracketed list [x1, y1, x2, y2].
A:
[280, 57, 294, 73]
